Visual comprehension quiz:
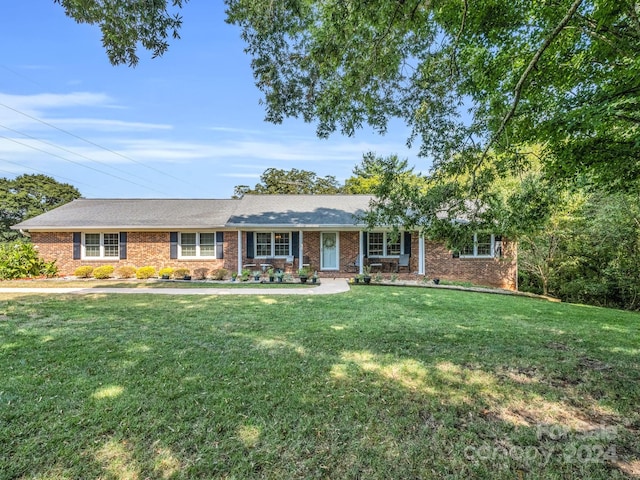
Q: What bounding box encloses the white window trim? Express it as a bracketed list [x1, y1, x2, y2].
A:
[368, 232, 404, 258]
[255, 231, 292, 258]
[178, 231, 217, 259]
[82, 232, 120, 260]
[460, 233, 495, 259]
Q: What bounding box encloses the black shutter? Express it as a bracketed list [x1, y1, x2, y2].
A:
[404, 232, 412, 255]
[362, 232, 368, 257]
[216, 231, 224, 259]
[119, 232, 127, 259]
[73, 232, 81, 260]
[292, 232, 300, 258]
[246, 232, 254, 259]
[170, 232, 178, 259]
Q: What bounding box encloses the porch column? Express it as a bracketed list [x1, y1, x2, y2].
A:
[358, 230, 364, 275]
[237, 230, 243, 275]
[299, 230, 304, 269]
[418, 232, 425, 275]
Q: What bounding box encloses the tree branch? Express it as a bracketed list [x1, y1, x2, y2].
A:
[473, 0, 585, 177]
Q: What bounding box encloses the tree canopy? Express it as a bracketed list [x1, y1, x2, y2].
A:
[1, 174, 81, 242]
[54, 0, 186, 67]
[225, 0, 640, 193]
[56, 0, 640, 230]
[232, 167, 343, 197]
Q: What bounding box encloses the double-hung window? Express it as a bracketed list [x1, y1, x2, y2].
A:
[460, 233, 495, 258]
[84, 233, 119, 259]
[179, 232, 216, 258]
[368, 232, 402, 257]
[255, 232, 291, 257]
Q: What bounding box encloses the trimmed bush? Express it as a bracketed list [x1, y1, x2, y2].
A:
[211, 268, 228, 280]
[193, 268, 209, 280]
[173, 268, 190, 279]
[74, 266, 94, 278]
[136, 266, 156, 279]
[92, 265, 115, 279]
[115, 266, 137, 279]
[158, 267, 174, 278]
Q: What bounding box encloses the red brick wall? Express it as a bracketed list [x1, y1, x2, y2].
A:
[425, 239, 517, 290]
[31, 231, 225, 278]
[30, 230, 517, 289]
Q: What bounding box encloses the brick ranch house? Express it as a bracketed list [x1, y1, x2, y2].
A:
[12, 195, 517, 289]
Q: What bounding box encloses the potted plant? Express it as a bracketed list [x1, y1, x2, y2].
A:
[362, 265, 372, 284]
[354, 274, 363, 284]
[267, 267, 275, 282]
[240, 269, 251, 282]
[231, 271, 238, 282]
[311, 271, 319, 284]
[275, 270, 284, 283]
[252, 270, 261, 281]
[298, 267, 310, 283]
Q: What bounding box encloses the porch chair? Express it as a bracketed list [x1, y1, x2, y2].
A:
[346, 256, 360, 273]
[397, 254, 410, 273]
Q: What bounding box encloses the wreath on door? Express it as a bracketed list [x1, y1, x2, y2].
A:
[323, 237, 335, 248]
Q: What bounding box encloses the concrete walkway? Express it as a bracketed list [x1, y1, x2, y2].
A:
[0, 278, 351, 296]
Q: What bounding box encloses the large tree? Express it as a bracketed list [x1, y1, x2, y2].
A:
[0, 174, 81, 242]
[57, 1, 640, 228]
[233, 167, 343, 197]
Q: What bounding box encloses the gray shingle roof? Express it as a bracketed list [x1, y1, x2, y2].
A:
[227, 195, 373, 227]
[12, 199, 240, 230]
[12, 195, 374, 231]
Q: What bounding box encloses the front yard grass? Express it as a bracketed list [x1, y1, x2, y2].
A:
[1, 287, 638, 479]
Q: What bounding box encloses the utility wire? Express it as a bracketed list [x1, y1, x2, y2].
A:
[0, 135, 165, 195]
[0, 157, 93, 188]
[0, 101, 193, 185]
[0, 123, 151, 184]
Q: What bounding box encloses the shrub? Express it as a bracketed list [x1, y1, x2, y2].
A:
[115, 265, 137, 279]
[211, 268, 228, 280]
[74, 265, 94, 278]
[173, 268, 190, 279]
[92, 265, 114, 279]
[193, 268, 209, 280]
[136, 266, 156, 279]
[0, 242, 57, 280]
[158, 267, 174, 278]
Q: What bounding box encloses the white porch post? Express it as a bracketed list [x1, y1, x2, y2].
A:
[358, 230, 364, 275]
[418, 232, 425, 275]
[299, 230, 304, 269]
[237, 230, 243, 275]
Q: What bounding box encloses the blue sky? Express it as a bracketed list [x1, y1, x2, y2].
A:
[0, 1, 422, 199]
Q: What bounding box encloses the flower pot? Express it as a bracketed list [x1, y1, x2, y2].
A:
[299, 276, 308, 284]
[363, 276, 371, 284]
[183, 275, 191, 281]
[161, 274, 170, 280]
[269, 276, 275, 282]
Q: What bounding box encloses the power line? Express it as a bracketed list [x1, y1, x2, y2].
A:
[0, 134, 165, 195]
[0, 123, 152, 184]
[0, 157, 93, 188]
[0, 101, 193, 186]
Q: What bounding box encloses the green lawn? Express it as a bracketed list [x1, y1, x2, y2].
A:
[1, 287, 638, 479]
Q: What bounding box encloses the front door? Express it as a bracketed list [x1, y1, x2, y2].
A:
[321, 232, 338, 270]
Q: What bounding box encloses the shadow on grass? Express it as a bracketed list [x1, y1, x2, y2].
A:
[1, 289, 638, 479]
